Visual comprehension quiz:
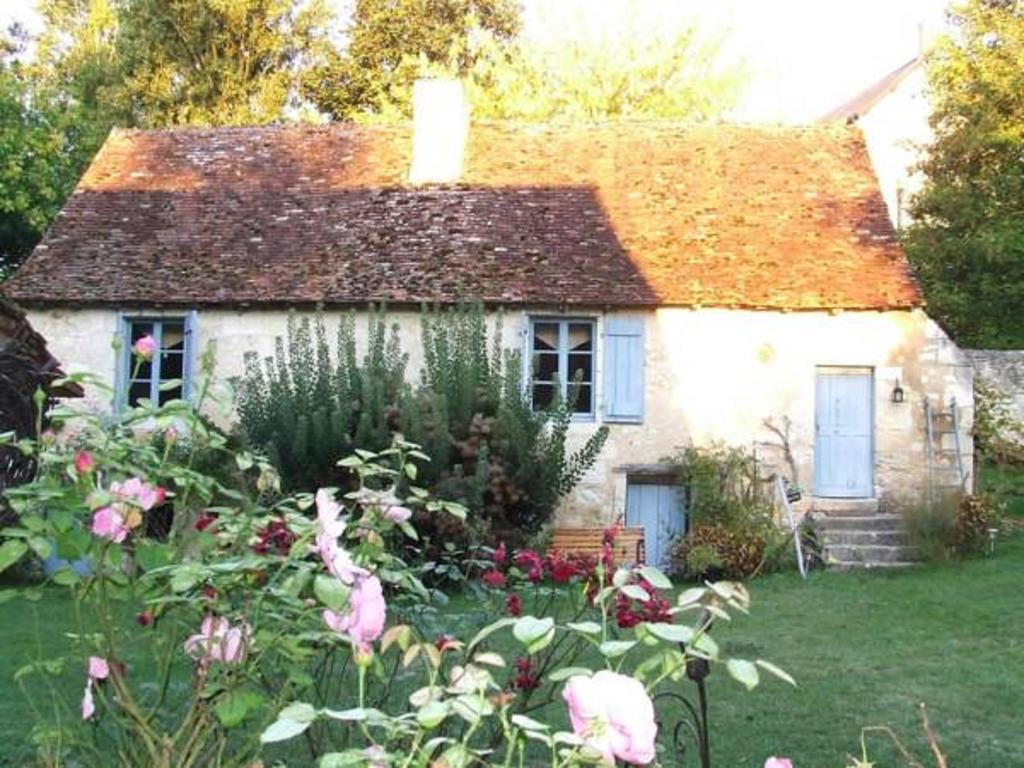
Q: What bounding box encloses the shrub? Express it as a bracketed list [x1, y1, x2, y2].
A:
[974, 379, 1024, 467]
[667, 444, 788, 578]
[236, 304, 609, 550]
[901, 493, 960, 561]
[953, 493, 999, 556]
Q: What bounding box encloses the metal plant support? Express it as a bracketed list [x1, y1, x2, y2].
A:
[657, 611, 715, 768]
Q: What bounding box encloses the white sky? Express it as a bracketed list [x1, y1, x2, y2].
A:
[0, 0, 952, 122]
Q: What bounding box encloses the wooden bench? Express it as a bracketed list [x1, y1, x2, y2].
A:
[550, 526, 646, 565]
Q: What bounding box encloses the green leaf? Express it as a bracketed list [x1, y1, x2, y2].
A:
[467, 617, 516, 654]
[637, 565, 672, 590]
[416, 700, 449, 729]
[547, 666, 592, 682]
[0, 540, 28, 574]
[260, 716, 312, 743]
[726, 659, 760, 691]
[169, 564, 202, 593]
[513, 616, 555, 654]
[214, 690, 264, 728]
[28, 537, 52, 560]
[756, 659, 797, 687]
[314, 575, 351, 612]
[51, 568, 81, 587]
[136, 542, 174, 572]
[598, 640, 636, 658]
[511, 714, 550, 731]
[565, 621, 601, 636]
[675, 589, 708, 606]
[621, 584, 651, 602]
[645, 623, 695, 644]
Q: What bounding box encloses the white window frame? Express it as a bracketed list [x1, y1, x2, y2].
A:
[528, 316, 597, 419]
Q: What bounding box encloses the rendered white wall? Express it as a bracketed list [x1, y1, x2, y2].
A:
[28, 305, 973, 525]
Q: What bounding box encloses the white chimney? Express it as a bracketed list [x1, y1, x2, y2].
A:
[410, 78, 468, 184]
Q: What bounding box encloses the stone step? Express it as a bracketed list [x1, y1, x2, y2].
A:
[821, 529, 910, 547]
[828, 560, 918, 570]
[811, 498, 879, 516]
[824, 544, 919, 565]
[814, 513, 903, 532]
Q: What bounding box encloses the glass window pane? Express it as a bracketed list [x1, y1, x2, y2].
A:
[532, 383, 555, 410]
[534, 352, 560, 382]
[568, 323, 593, 352]
[130, 322, 154, 343]
[129, 380, 151, 406]
[161, 351, 183, 380]
[533, 322, 559, 352]
[162, 322, 185, 352]
[159, 383, 182, 405]
[570, 385, 593, 415]
[568, 353, 592, 384]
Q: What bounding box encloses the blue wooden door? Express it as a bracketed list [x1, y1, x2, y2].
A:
[625, 483, 686, 570]
[814, 369, 874, 498]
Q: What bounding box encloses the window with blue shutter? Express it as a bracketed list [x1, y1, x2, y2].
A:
[603, 315, 645, 423]
[116, 314, 197, 409]
[529, 318, 596, 416]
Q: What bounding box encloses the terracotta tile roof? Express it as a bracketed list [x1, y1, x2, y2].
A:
[4, 122, 922, 310]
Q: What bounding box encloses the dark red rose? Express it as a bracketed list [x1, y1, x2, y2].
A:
[506, 592, 522, 617]
[482, 569, 507, 589]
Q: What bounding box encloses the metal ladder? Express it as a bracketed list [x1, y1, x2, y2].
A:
[924, 397, 968, 505]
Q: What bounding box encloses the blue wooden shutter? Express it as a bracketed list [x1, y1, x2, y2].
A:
[183, 310, 200, 401]
[603, 315, 645, 423]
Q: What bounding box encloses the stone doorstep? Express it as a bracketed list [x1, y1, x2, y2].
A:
[810, 497, 880, 516]
[814, 513, 903, 531]
[823, 544, 918, 565]
[821, 529, 909, 547]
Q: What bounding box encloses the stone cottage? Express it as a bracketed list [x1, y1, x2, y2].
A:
[3, 81, 974, 566]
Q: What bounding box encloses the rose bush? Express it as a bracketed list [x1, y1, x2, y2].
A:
[1, 349, 796, 767]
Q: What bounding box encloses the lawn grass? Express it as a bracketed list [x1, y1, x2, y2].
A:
[3, 533, 1022, 767]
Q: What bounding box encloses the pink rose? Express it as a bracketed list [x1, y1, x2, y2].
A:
[111, 477, 165, 511]
[315, 489, 367, 584]
[383, 504, 412, 524]
[323, 575, 386, 653]
[88, 656, 110, 681]
[563, 670, 657, 765]
[81, 656, 111, 720]
[81, 681, 96, 720]
[133, 334, 157, 360]
[184, 615, 250, 667]
[91, 507, 129, 543]
[765, 760, 794, 768]
[74, 451, 95, 475]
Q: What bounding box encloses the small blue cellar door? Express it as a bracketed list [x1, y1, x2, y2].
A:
[625, 481, 687, 570]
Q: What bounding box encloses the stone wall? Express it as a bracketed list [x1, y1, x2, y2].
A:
[966, 350, 1024, 425]
[27, 305, 973, 523]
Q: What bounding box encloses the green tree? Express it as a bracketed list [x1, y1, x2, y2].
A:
[463, 13, 745, 121]
[906, 0, 1024, 347]
[303, 0, 521, 120]
[112, 0, 331, 127]
[0, 28, 103, 274]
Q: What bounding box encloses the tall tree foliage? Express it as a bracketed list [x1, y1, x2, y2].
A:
[303, 0, 520, 120]
[112, 0, 331, 127]
[463, 13, 745, 121]
[0, 26, 103, 274]
[906, 0, 1024, 347]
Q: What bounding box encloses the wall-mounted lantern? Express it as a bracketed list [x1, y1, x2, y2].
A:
[892, 379, 905, 404]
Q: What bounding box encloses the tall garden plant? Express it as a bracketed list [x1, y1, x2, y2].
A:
[235, 304, 609, 547]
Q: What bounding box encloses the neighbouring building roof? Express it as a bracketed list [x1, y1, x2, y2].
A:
[0, 295, 82, 398]
[4, 122, 923, 311]
[820, 57, 923, 124]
